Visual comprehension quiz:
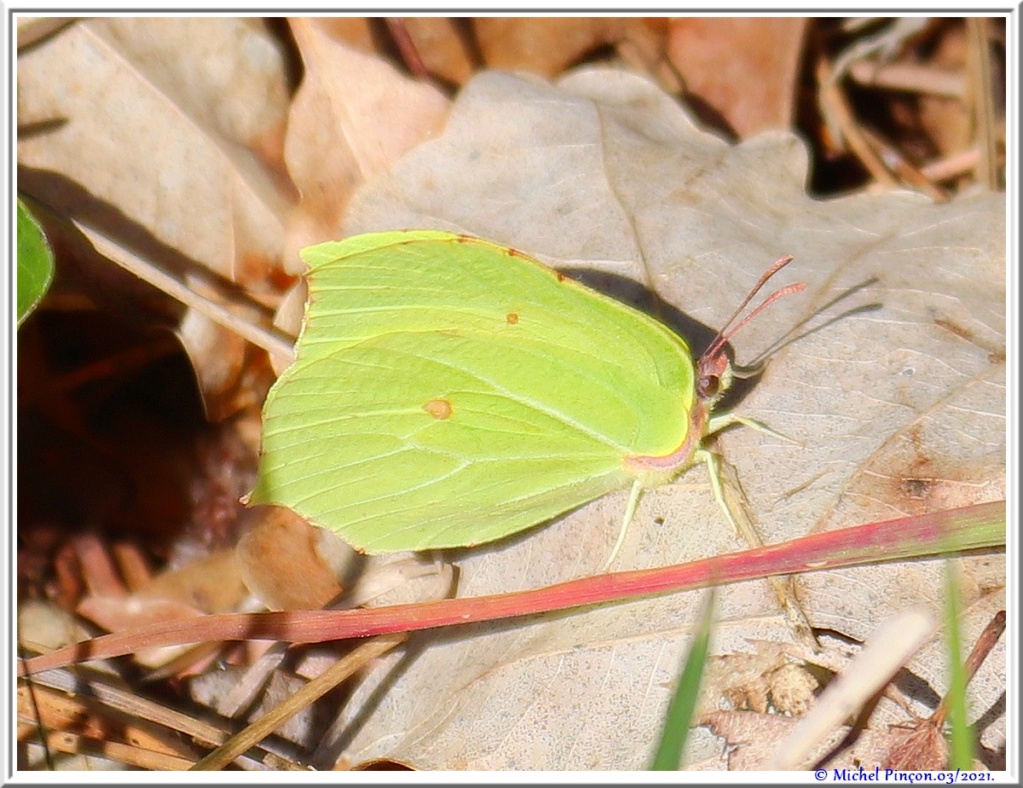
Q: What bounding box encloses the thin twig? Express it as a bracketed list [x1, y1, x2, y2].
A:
[966, 18, 999, 188]
[849, 60, 966, 98]
[816, 55, 899, 187]
[858, 125, 948, 202]
[191, 632, 408, 771]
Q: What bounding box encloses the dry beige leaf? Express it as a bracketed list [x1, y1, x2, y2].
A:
[17, 600, 82, 655]
[17, 17, 294, 419]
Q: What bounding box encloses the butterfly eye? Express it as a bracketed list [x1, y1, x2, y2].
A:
[698, 374, 720, 400]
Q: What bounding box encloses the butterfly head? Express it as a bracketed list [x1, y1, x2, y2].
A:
[696, 345, 733, 411]
[694, 255, 804, 413]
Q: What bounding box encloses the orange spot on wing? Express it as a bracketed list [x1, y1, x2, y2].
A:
[506, 312, 519, 325]
[423, 399, 453, 420]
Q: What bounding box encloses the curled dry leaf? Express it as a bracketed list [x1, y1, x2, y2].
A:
[17, 17, 295, 419]
[282, 17, 450, 271]
[236, 507, 356, 611]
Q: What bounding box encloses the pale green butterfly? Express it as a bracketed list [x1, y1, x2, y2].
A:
[247, 230, 802, 562]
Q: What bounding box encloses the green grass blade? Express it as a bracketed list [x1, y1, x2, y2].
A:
[943, 562, 974, 768]
[650, 589, 715, 770]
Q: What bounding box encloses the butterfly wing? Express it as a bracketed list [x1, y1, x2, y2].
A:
[250, 231, 697, 552]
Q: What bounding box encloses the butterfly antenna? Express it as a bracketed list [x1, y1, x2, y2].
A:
[702, 256, 805, 362]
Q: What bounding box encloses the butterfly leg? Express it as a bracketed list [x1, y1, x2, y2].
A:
[706, 413, 801, 446]
[602, 479, 645, 572]
[702, 412, 799, 532]
[694, 447, 742, 535]
[698, 444, 820, 647]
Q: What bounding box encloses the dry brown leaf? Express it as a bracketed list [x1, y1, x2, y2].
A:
[883, 721, 949, 771]
[666, 18, 808, 136]
[136, 550, 248, 615]
[399, 18, 477, 85]
[236, 507, 355, 611]
[282, 18, 449, 270]
[476, 18, 665, 79]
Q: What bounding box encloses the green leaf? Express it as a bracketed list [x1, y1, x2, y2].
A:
[250, 230, 707, 553]
[16, 199, 54, 326]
